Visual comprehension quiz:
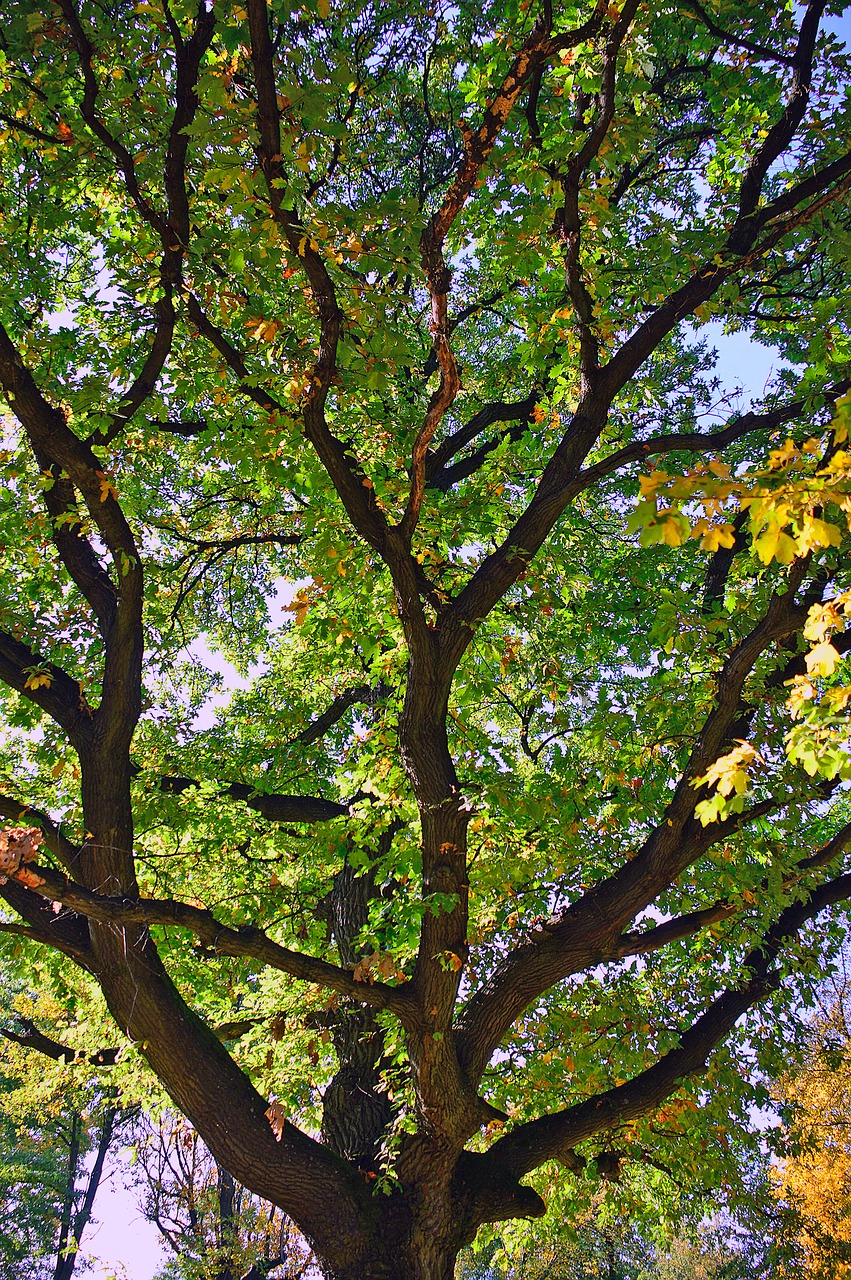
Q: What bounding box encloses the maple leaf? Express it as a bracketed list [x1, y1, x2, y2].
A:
[806, 641, 842, 678]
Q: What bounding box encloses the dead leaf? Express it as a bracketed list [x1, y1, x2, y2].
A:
[265, 1100, 287, 1141]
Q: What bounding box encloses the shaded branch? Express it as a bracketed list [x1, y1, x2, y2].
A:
[0, 626, 93, 743]
[554, 0, 640, 376]
[156, 775, 349, 824]
[574, 376, 851, 494]
[732, 0, 826, 235]
[297, 682, 388, 746]
[186, 295, 292, 418]
[681, 0, 798, 66]
[617, 818, 851, 958]
[456, 570, 810, 1080]
[0, 324, 144, 754]
[0, 876, 92, 963]
[8, 863, 418, 1024]
[404, 16, 569, 538]
[1, 1017, 118, 1065]
[61, 0, 215, 445]
[247, 0, 389, 562]
[36, 457, 119, 636]
[426, 393, 538, 482]
[0, 793, 81, 871]
[477, 867, 851, 1184]
[439, 58, 851, 679]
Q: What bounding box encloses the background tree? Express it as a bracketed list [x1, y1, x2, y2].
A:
[773, 956, 851, 1277]
[1, 0, 851, 1277]
[456, 1209, 779, 1280]
[132, 1112, 314, 1280]
[0, 991, 122, 1280]
[455, 1166, 783, 1279]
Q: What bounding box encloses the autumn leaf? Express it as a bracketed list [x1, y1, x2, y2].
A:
[265, 1100, 287, 1141]
[23, 669, 52, 690]
[805, 640, 842, 678]
[0, 826, 43, 882]
[96, 471, 119, 503]
[753, 524, 798, 565]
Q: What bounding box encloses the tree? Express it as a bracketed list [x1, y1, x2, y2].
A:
[0, 992, 122, 1279]
[774, 963, 851, 1277]
[132, 1112, 313, 1280]
[1, 0, 851, 1276]
[458, 1217, 752, 1280]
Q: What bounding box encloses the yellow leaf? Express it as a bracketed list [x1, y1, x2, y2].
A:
[24, 670, 52, 690]
[283, 589, 311, 625]
[695, 742, 758, 797]
[797, 514, 842, 555]
[96, 471, 119, 502]
[660, 516, 685, 546]
[767, 438, 800, 470]
[804, 600, 845, 643]
[699, 522, 736, 552]
[805, 640, 841, 678]
[318, 0, 330, 16]
[753, 525, 797, 564]
[707, 458, 732, 479]
[638, 470, 669, 498]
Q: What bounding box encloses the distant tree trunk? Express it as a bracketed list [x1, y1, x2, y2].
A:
[53, 1104, 118, 1280]
[215, 1165, 237, 1280]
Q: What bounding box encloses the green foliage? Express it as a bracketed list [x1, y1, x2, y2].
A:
[458, 1208, 762, 1280]
[0, 0, 851, 1273]
[0, 990, 121, 1279]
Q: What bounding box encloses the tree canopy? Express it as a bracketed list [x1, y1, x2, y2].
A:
[1, 0, 851, 1276]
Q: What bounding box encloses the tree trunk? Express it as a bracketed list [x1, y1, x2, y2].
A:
[314, 1236, 460, 1280]
[318, 859, 392, 1170]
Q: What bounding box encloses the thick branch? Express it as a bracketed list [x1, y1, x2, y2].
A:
[7, 862, 418, 1023]
[246, 0, 389, 562]
[0, 877, 92, 962]
[426, 393, 538, 484]
[404, 17, 569, 538]
[1, 1018, 118, 1065]
[156, 774, 349, 824]
[457, 570, 810, 1078]
[0, 793, 81, 871]
[439, 128, 851, 679]
[478, 868, 851, 1182]
[0, 627, 93, 742]
[575, 376, 851, 494]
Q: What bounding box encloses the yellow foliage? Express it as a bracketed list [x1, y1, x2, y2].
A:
[775, 1004, 851, 1278]
[805, 640, 842, 678]
[696, 741, 759, 798]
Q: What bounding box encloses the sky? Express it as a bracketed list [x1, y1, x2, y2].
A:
[79, 1172, 163, 1280]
